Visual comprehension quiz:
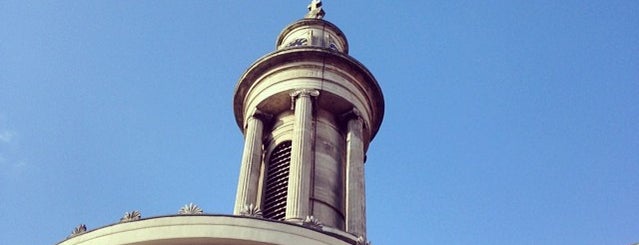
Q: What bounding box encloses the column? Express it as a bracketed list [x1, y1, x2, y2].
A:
[285, 89, 319, 222]
[345, 108, 366, 237]
[234, 111, 268, 215]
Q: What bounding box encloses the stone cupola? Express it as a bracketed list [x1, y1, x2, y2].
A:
[57, 2, 383, 245]
[233, 0, 384, 239]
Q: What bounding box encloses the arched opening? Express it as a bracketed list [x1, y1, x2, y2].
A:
[262, 141, 292, 220]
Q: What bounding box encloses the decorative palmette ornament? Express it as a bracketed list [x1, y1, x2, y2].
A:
[302, 215, 323, 230]
[120, 210, 141, 223]
[178, 203, 203, 215]
[240, 203, 263, 218]
[68, 224, 87, 238]
[356, 236, 372, 245]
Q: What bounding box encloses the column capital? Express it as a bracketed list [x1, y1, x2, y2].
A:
[290, 89, 320, 110]
[290, 88, 320, 98]
[340, 108, 362, 122]
[251, 109, 273, 122]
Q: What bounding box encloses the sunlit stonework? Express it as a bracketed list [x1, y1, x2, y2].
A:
[302, 216, 323, 230]
[59, 1, 382, 244]
[178, 203, 203, 215]
[305, 0, 325, 19]
[119, 210, 141, 223]
[239, 203, 263, 218]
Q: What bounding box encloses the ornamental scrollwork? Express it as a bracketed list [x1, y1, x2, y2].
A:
[286, 38, 308, 48]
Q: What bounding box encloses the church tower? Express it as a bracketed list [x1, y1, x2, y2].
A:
[233, 0, 384, 239]
[57, 1, 383, 244]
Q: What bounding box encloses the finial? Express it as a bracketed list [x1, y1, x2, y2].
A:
[305, 0, 325, 19]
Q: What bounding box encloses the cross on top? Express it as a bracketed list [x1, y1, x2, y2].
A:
[308, 0, 322, 11]
[305, 0, 325, 19]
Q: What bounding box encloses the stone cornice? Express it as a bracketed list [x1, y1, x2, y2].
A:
[233, 47, 384, 140]
[57, 215, 361, 245]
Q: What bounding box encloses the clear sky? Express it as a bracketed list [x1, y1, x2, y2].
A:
[1, 1, 638, 244]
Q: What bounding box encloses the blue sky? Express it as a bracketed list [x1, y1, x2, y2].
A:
[1, 1, 638, 244]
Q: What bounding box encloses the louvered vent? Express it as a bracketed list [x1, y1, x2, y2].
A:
[262, 141, 292, 220]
